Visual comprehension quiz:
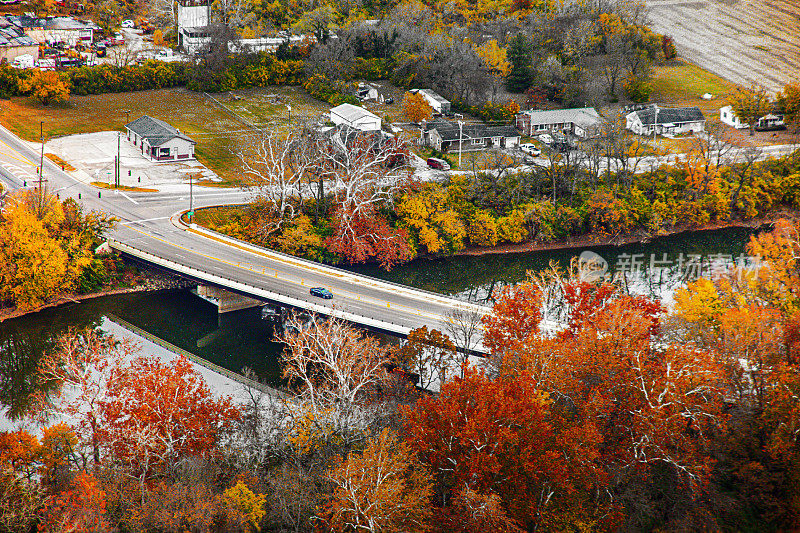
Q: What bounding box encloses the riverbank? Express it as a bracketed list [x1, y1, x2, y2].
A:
[0, 270, 191, 323]
[453, 213, 795, 257]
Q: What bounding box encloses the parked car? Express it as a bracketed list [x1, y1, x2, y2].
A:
[537, 133, 554, 145]
[426, 157, 451, 171]
[310, 287, 333, 299]
[105, 33, 124, 46]
[36, 58, 56, 70]
[519, 143, 541, 156]
[121, 19, 134, 28]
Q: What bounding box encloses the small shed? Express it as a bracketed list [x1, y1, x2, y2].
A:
[410, 89, 451, 115]
[125, 115, 196, 161]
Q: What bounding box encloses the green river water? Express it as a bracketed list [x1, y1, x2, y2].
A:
[0, 226, 761, 417]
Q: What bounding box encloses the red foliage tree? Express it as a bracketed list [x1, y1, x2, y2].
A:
[97, 355, 241, 478]
[481, 282, 543, 356]
[402, 366, 604, 529]
[325, 209, 412, 269]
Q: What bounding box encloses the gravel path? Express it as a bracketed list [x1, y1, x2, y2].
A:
[646, 0, 800, 93]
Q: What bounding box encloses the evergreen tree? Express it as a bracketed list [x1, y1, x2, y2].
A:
[506, 34, 533, 93]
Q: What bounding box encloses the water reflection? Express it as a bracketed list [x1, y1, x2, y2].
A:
[0, 290, 284, 417]
[348, 227, 760, 303]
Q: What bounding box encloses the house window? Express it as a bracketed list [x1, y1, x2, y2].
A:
[159, 147, 170, 157]
[536, 124, 546, 131]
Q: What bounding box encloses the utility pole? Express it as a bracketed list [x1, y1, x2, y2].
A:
[188, 171, 194, 223]
[115, 131, 120, 188]
[38, 121, 45, 207]
[458, 120, 464, 169]
[286, 104, 291, 123]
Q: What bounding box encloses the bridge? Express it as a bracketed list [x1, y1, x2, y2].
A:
[0, 125, 490, 341]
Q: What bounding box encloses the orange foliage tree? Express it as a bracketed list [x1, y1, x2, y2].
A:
[322, 428, 434, 533]
[403, 366, 604, 530]
[96, 355, 241, 480]
[38, 470, 108, 533]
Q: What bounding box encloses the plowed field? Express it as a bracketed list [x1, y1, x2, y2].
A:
[646, 0, 800, 93]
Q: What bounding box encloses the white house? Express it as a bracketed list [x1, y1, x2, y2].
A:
[125, 115, 196, 161]
[720, 105, 785, 131]
[0, 21, 39, 63]
[626, 105, 706, 136]
[409, 89, 451, 114]
[329, 103, 382, 132]
[515, 107, 602, 138]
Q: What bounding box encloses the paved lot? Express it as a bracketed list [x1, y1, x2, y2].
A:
[46, 132, 220, 189]
[646, 0, 800, 93]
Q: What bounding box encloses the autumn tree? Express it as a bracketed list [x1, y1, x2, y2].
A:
[729, 83, 773, 136]
[36, 329, 134, 465]
[97, 355, 241, 482]
[0, 197, 73, 311]
[320, 129, 413, 268]
[475, 39, 510, 103]
[38, 470, 109, 533]
[19, 70, 69, 105]
[393, 326, 457, 390]
[402, 91, 433, 123]
[322, 428, 434, 533]
[777, 83, 800, 132]
[278, 312, 393, 444]
[403, 366, 604, 530]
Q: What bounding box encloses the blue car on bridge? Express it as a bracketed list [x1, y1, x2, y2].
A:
[310, 287, 333, 299]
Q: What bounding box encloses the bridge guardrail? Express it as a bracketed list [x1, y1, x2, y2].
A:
[106, 313, 287, 399]
[109, 238, 423, 339]
[183, 205, 491, 314]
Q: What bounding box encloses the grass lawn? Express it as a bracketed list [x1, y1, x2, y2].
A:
[0, 88, 250, 185]
[650, 59, 741, 118]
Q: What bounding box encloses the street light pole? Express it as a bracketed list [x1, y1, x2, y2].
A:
[115, 131, 120, 188]
[458, 120, 464, 169]
[189, 172, 193, 223]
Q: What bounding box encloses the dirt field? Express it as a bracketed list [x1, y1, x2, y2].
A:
[646, 0, 800, 94]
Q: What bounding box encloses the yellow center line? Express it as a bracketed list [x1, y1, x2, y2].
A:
[0, 138, 40, 167]
[123, 224, 451, 324]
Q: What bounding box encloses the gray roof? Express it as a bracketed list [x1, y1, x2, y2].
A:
[0, 26, 37, 47]
[124, 115, 195, 147]
[330, 103, 379, 124]
[520, 107, 601, 128]
[632, 106, 705, 126]
[426, 119, 519, 142]
[413, 88, 450, 105]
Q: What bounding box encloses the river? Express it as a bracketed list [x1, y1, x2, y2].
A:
[0, 226, 761, 418]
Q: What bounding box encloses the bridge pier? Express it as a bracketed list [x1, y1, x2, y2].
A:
[195, 285, 264, 314]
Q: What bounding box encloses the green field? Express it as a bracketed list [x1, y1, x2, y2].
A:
[0, 88, 254, 185]
[650, 59, 741, 117]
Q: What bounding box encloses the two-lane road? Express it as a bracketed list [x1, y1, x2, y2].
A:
[0, 125, 490, 340]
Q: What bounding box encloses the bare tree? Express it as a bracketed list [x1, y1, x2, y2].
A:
[319, 128, 410, 243]
[443, 306, 485, 376]
[238, 127, 318, 236]
[277, 312, 392, 441]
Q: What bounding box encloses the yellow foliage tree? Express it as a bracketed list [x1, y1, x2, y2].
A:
[402, 92, 433, 123]
[496, 209, 528, 244]
[396, 185, 466, 254]
[467, 210, 498, 247]
[19, 71, 70, 106]
[0, 200, 72, 310]
[152, 29, 167, 47]
[476, 39, 511, 76]
[223, 481, 267, 531]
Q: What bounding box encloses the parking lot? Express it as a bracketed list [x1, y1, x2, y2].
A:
[45, 131, 219, 189]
